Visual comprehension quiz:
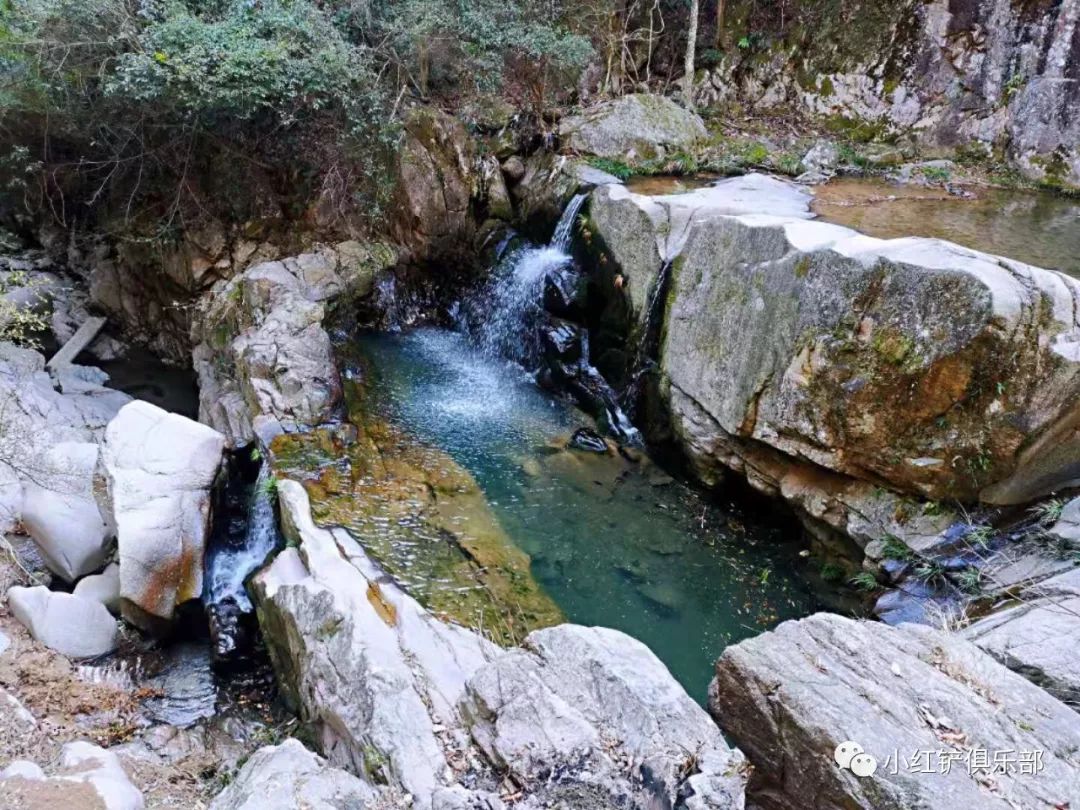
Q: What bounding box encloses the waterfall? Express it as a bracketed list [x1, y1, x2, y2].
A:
[206, 462, 280, 612]
[463, 192, 641, 444]
[468, 195, 585, 364]
[552, 193, 587, 250]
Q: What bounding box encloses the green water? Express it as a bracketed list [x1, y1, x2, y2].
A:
[355, 328, 823, 701]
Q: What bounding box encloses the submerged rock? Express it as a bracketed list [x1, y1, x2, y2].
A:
[8, 586, 118, 659]
[97, 400, 225, 633]
[710, 613, 1080, 809]
[559, 94, 707, 160]
[209, 739, 383, 810]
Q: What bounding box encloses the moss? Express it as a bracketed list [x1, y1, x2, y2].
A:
[269, 372, 563, 647]
[794, 256, 812, 278]
[818, 75, 835, 97]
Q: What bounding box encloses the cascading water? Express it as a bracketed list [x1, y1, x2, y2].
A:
[464, 193, 640, 442]
[206, 463, 280, 611]
[205, 461, 282, 665]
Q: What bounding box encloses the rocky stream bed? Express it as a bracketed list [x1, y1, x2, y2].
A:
[1, 90, 1079, 810]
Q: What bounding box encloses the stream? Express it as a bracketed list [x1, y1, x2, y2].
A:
[355, 328, 823, 701]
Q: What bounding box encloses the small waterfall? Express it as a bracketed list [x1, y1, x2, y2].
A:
[622, 260, 673, 419]
[552, 193, 587, 250]
[207, 463, 280, 612]
[469, 194, 585, 364]
[464, 192, 641, 444]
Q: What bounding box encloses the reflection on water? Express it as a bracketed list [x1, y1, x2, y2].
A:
[813, 178, 1080, 276]
[357, 328, 823, 701]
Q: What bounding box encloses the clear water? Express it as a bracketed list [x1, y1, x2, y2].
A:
[356, 327, 823, 701]
[206, 463, 281, 611]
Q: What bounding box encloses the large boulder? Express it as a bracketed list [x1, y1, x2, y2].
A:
[659, 210, 1080, 505]
[512, 152, 622, 238]
[252, 480, 743, 809]
[251, 480, 498, 802]
[20, 441, 110, 582]
[191, 243, 394, 448]
[208, 739, 382, 810]
[588, 176, 1080, 515]
[560, 94, 707, 160]
[0, 740, 143, 810]
[97, 400, 225, 632]
[710, 613, 1080, 809]
[461, 625, 746, 809]
[8, 586, 118, 658]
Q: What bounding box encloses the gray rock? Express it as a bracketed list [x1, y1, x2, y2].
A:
[799, 140, 840, 175]
[0, 628, 9, 657]
[20, 441, 110, 583]
[190, 243, 393, 448]
[209, 738, 382, 810]
[8, 585, 117, 658]
[0, 740, 144, 810]
[711, 613, 1080, 810]
[559, 94, 706, 160]
[251, 480, 499, 803]
[646, 207, 1080, 506]
[963, 566, 1080, 708]
[97, 400, 225, 632]
[461, 625, 746, 809]
[1046, 496, 1080, 548]
[74, 562, 121, 614]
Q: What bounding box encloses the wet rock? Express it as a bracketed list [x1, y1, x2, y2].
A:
[8, 586, 117, 658]
[963, 567, 1080, 707]
[539, 318, 584, 366]
[461, 625, 745, 809]
[512, 152, 621, 236]
[209, 739, 383, 810]
[20, 441, 110, 583]
[97, 400, 225, 633]
[710, 613, 1080, 810]
[207, 596, 255, 669]
[73, 562, 121, 614]
[501, 155, 526, 185]
[0, 740, 144, 810]
[559, 94, 706, 160]
[568, 427, 609, 454]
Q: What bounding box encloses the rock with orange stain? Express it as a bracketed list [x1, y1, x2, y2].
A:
[96, 400, 225, 634]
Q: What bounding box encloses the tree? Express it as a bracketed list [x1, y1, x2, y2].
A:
[682, 0, 699, 108]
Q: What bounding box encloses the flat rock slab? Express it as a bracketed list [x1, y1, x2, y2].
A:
[710, 612, 1080, 810]
[964, 566, 1080, 708]
[0, 740, 143, 810]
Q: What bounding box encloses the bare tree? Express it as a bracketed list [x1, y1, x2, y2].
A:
[715, 0, 725, 48]
[682, 0, 700, 109]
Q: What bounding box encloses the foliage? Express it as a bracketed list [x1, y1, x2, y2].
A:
[0, 0, 397, 231]
[848, 571, 880, 592]
[0, 268, 48, 346]
[586, 157, 634, 180]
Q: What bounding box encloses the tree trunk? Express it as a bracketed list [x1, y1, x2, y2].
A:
[715, 0, 725, 48]
[683, 0, 700, 109]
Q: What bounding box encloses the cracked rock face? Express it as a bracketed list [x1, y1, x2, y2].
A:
[589, 173, 1080, 508]
[96, 400, 225, 632]
[710, 613, 1080, 810]
[252, 481, 746, 809]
